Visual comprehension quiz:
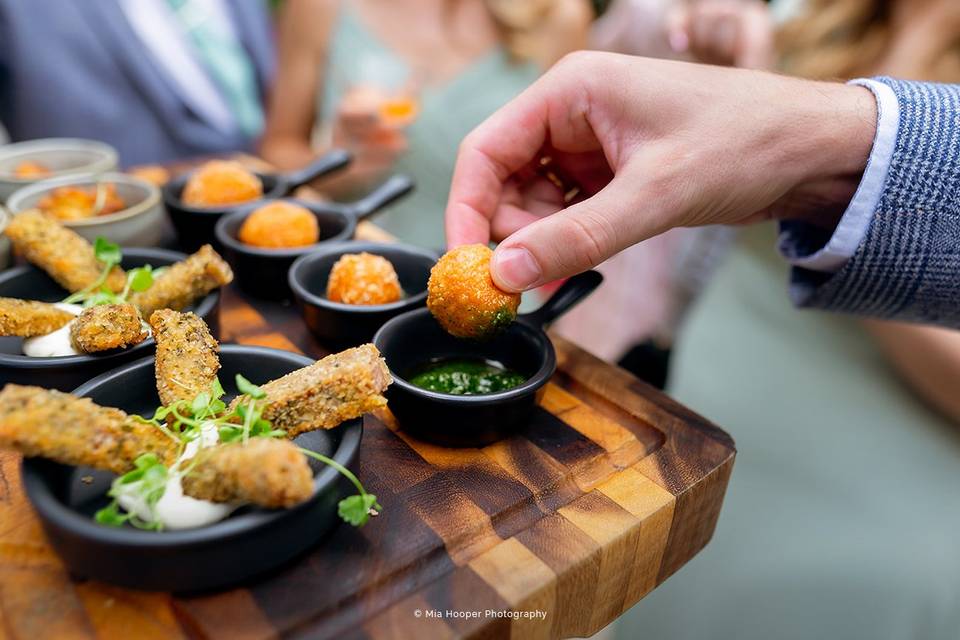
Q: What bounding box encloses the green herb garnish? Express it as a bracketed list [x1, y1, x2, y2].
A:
[62, 236, 160, 308]
[99, 375, 380, 531]
[94, 453, 169, 530]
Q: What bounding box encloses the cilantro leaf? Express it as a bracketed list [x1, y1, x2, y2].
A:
[93, 237, 121, 266]
[338, 493, 380, 526]
[235, 374, 266, 399]
[128, 265, 155, 292]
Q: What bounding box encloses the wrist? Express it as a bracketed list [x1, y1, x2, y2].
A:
[779, 81, 878, 222]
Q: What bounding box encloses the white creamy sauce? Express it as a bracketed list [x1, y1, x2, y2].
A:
[22, 303, 83, 357]
[22, 304, 152, 358]
[117, 422, 236, 530]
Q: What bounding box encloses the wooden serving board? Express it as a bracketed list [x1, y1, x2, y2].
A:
[0, 160, 735, 638]
[0, 281, 735, 640]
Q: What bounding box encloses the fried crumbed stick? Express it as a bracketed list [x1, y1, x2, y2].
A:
[0, 385, 176, 473]
[181, 438, 313, 508]
[130, 245, 233, 318]
[70, 303, 147, 353]
[230, 344, 391, 438]
[149, 309, 220, 406]
[5, 210, 126, 293]
[0, 297, 74, 337]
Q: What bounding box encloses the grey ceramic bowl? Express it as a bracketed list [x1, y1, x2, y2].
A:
[7, 173, 164, 246]
[0, 139, 118, 202]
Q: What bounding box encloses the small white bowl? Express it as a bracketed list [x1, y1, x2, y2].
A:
[0, 139, 118, 202]
[7, 173, 164, 247]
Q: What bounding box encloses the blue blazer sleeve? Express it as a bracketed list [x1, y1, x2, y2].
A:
[787, 78, 960, 327]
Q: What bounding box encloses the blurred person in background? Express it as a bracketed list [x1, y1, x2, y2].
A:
[612, 1, 960, 638]
[260, 0, 592, 249]
[0, 0, 274, 165]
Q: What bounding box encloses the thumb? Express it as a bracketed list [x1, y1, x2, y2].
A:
[490, 176, 661, 292]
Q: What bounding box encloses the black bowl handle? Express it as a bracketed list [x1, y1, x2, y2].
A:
[345, 174, 415, 222]
[519, 270, 603, 329]
[281, 149, 352, 192]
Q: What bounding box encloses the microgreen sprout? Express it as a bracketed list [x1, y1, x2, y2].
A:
[94, 453, 169, 531]
[62, 236, 160, 307]
[97, 375, 380, 531]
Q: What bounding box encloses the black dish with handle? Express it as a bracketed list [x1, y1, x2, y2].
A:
[0, 248, 220, 391]
[163, 149, 352, 252]
[215, 174, 414, 300]
[21, 345, 362, 592]
[373, 270, 603, 447]
[289, 240, 438, 348]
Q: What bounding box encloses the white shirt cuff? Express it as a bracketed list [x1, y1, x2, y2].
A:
[778, 78, 900, 272]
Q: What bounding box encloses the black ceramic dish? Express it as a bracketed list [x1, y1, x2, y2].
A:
[289, 241, 438, 348]
[163, 149, 352, 252]
[21, 345, 362, 592]
[0, 248, 220, 391]
[373, 270, 603, 447]
[215, 174, 415, 300]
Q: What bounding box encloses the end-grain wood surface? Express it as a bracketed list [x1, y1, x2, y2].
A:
[0, 162, 735, 639]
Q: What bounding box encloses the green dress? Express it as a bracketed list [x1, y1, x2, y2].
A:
[615, 225, 960, 639]
[318, 5, 540, 249]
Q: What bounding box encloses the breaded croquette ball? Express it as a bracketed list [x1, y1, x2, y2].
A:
[238, 201, 319, 248]
[181, 438, 314, 508]
[181, 160, 263, 208]
[126, 165, 171, 187]
[326, 252, 402, 305]
[427, 244, 520, 339]
[0, 298, 74, 337]
[70, 303, 147, 353]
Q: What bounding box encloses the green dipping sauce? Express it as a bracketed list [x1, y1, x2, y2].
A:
[408, 358, 526, 395]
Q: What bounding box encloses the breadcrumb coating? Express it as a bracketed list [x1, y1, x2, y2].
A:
[427, 244, 520, 339]
[5, 211, 126, 293]
[231, 343, 391, 437]
[130, 244, 232, 318]
[149, 309, 220, 407]
[70, 303, 147, 353]
[326, 252, 402, 305]
[181, 438, 314, 508]
[0, 385, 176, 474]
[238, 201, 319, 248]
[181, 160, 263, 207]
[0, 297, 74, 337]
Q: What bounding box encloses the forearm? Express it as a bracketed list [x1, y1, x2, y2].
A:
[864, 320, 960, 424]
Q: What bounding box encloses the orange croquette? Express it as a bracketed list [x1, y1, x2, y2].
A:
[426, 244, 520, 339]
[326, 252, 402, 305]
[181, 160, 263, 207]
[238, 201, 320, 248]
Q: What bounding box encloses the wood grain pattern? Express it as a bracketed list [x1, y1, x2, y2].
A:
[0, 159, 735, 639]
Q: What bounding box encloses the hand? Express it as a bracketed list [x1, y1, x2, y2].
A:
[667, 0, 775, 69]
[445, 52, 877, 292]
[332, 86, 409, 186]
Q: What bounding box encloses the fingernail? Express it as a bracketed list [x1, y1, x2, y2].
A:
[493, 247, 542, 292]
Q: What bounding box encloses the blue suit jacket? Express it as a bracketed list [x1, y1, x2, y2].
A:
[0, 0, 275, 165]
[785, 78, 960, 327]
